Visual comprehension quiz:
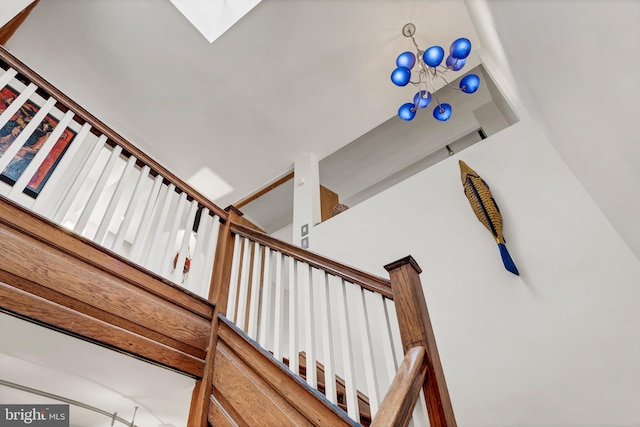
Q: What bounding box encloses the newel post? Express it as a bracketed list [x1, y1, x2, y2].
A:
[188, 206, 242, 427]
[384, 256, 457, 427]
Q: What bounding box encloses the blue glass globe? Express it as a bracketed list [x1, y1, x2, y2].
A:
[451, 57, 466, 71]
[391, 67, 411, 86]
[446, 55, 457, 68]
[450, 38, 472, 59]
[433, 103, 452, 121]
[396, 52, 416, 69]
[460, 74, 480, 94]
[423, 46, 445, 67]
[413, 90, 431, 108]
[398, 103, 417, 121]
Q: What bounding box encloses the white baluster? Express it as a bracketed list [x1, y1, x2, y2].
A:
[7, 109, 75, 203]
[335, 278, 359, 422]
[93, 155, 136, 245]
[160, 191, 188, 276]
[0, 96, 57, 173]
[303, 264, 317, 389]
[171, 199, 198, 284]
[288, 257, 299, 376]
[52, 133, 105, 224]
[182, 207, 208, 294]
[127, 172, 162, 261]
[31, 123, 93, 218]
[257, 247, 273, 348]
[378, 296, 400, 393]
[0, 83, 37, 130]
[110, 165, 152, 255]
[195, 212, 219, 298]
[235, 238, 253, 331]
[184, 208, 209, 294]
[141, 183, 176, 269]
[352, 286, 380, 416]
[73, 144, 123, 237]
[318, 271, 337, 404]
[384, 299, 405, 371]
[272, 251, 284, 362]
[226, 234, 243, 321]
[0, 68, 18, 90]
[246, 242, 262, 340]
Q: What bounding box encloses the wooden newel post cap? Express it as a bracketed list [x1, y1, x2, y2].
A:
[224, 205, 244, 216]
[384, 255, 422, 275]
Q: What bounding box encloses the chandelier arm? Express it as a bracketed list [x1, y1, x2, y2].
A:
[437, 74, 464, 92]
[409, 35, 421, 53]
[425, 67, 443, 107]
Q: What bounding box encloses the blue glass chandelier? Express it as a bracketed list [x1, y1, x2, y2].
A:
[391, 23, 480, 122]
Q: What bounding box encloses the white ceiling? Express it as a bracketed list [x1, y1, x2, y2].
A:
[6, 0, 481, 208]
[0, 314, 194, 427]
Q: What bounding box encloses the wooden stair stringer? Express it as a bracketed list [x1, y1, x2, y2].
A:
[282, 352, 372, 426]
[211, 315, 360, 426]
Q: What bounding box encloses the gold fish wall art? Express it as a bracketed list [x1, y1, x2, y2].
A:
[459, 160, 519, 275]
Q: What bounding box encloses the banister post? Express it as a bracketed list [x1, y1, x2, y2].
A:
[188, 206, 242, 427]
[384, 256, 457, 427]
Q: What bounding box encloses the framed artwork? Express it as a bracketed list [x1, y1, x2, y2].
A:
[0, 85, 76, 198]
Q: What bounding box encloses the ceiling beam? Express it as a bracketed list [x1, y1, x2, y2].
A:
[234, 170, 294, 209]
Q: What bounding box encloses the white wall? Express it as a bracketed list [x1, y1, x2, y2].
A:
[475, 0, 640, 259]
[310, 120, 640, 426]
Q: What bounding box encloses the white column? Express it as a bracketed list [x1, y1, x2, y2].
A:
[292, 153, 321, 249]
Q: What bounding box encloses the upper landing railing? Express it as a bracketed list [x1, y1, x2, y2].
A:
[0, 46, 226, 298]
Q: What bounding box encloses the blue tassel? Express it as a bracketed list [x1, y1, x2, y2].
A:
[498, 243, 519, 275]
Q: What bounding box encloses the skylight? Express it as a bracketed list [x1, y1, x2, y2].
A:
[188, 166, 234, 202]
[169, 0, 262, 43]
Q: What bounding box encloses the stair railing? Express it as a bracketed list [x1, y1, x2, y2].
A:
[193, 207, 454, 427]
[0, 46, 226, 298]
[225, 220, 395, 423]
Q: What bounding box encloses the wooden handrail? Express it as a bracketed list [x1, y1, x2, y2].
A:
[0, 45, 228, 220]
[229, 221, 393, 299]
[371, 346, 427, 427]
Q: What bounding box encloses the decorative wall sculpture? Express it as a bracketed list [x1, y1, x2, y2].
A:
[459, 160, 519, 275]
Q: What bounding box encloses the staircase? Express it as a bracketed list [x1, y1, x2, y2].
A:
[0, 46, 456, 427]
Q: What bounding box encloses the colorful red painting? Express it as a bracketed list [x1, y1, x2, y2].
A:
[0, 85, 76, 198]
